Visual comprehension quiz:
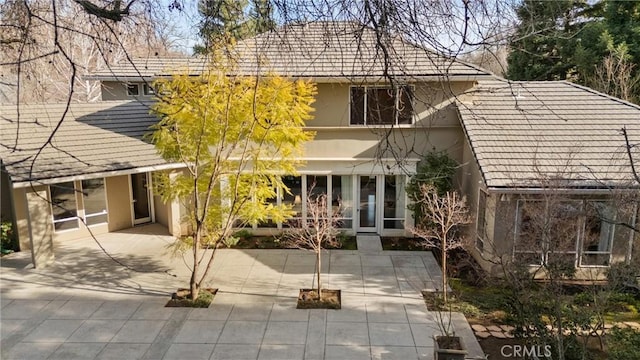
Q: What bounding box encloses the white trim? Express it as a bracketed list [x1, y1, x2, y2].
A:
[148, 173, 156, 223]
[13, 163, 185, 188]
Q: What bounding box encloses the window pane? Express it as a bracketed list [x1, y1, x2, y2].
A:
[127, 84, 139, 96]
[548, 201, 581, 256]
[332, 175, 353, 228]
[307, 175, 328, 199]
[82, 179, 107, 224]
[55, 219, 79, 231]
[51, 182, 77, 221]
[367, 88, 395, 125]
[86, 214, 108, 226]
[584, 202, 614, 252]
[143, 84, 155, 96]
[282, 176, 302, 218]
[350, 87, 365, 125]
[397, 86, 413, 124]
[515, 201, 543, 265]
[383, 175, 405, 229]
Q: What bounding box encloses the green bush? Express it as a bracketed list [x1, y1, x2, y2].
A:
[0, 220, 15, 253]
[608, 327, 640, 360]
[233, 229, 253, 240]
[406, 151, 457, 223]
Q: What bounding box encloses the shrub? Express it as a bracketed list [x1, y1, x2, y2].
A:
[608, 327, 640, 360]
[607, 262, 640, 290]
[0, 220, 15, 253]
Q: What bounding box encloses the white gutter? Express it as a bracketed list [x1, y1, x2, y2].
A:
[12, 163, 186, 188]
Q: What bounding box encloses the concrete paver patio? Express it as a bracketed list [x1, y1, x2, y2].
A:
[0, 224, 484, 359]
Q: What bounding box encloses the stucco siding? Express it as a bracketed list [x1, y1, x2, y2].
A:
[13, 188, 30, 251]
[106, 175, 133, 231]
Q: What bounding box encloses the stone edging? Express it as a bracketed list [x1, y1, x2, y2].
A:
[472, 322, 640, 340]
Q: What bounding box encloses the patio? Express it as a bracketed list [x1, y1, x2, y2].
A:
[0, 224, 484, 359]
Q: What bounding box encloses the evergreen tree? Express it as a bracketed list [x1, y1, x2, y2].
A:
[194, 0, 275, 54]
[507, 0, 602, 81]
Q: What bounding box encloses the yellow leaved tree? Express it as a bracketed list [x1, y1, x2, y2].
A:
[151, 64, 316, 301]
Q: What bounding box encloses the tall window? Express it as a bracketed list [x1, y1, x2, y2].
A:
[581, 202, 615, 266]
[350, 86, 413, 125]
[332, 175, 353, 229]
[282, 176, 303, 227]
[383, 175, 405, 229]
[82, 179, 108, 226]
[50, 182, 79, 231]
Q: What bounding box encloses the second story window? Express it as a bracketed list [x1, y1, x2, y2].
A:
[350, 85, 413, 126]
[143, 84, 155, 96]
[126, 84, 140, 96]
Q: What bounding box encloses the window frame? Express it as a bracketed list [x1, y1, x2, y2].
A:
[349, 85, 414, 126]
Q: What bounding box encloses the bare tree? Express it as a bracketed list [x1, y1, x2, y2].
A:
[410, 183, 471, 304]
[587, 46, 640, 104]
[284, 190, 342, 301]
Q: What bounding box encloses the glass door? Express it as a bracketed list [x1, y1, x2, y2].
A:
[358, 175, 377, 232]
[131, 173, 151, 224]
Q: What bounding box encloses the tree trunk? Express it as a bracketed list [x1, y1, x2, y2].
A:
[442, 244, 447, 304]
[190, 222, 202, 301]
[316, 248, 322, 301]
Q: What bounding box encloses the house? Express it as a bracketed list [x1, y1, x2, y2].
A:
[1, 21, 638, 278]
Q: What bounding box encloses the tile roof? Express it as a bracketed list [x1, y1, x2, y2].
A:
[88, 21, 491, 80]
[458, 79, 640, 189]
[0, 101, 172, 184]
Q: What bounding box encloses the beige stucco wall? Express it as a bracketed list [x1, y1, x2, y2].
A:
[154, 194, 170, 228]
[13, 188, 30, 251]
[25, 186, 54, 266]
[106, 175, 133, 231]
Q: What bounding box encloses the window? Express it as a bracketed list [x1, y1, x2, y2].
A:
[514, 200, 544, 265]
[476, 190, 488, 253]
[350, 85, 413, 125]
[82, 179, 108, 226]
[581, 202, 615, 266]
[282, 176, 303, 227]
[332, 175, 353, 229]
[50, 182, 79, 231]
[383, 175, 405, 229]
[513, 199, 625, 268]
[126, 84, 140, 96]
[143, 83, 155, 96]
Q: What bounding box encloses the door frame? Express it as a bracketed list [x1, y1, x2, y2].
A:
[129, 172, 154, 225]
[356, 175, 380, 233]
